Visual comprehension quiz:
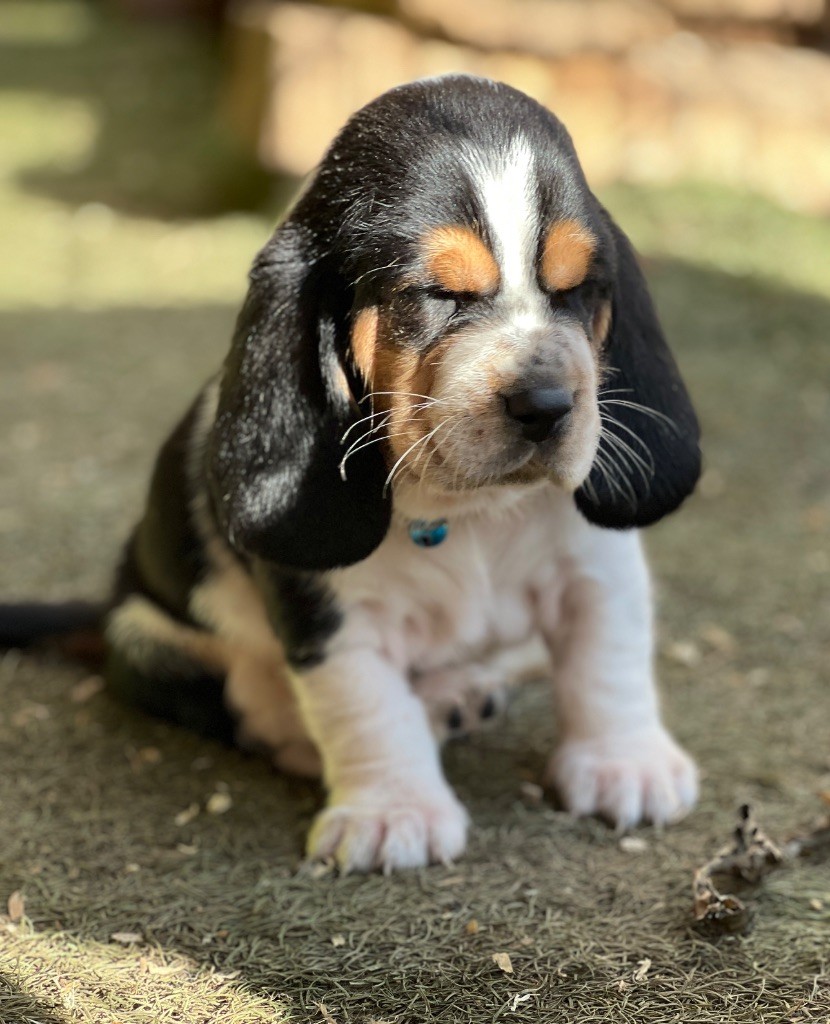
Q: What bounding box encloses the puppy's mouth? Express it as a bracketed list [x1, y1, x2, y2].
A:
[413, 410, 595, 494]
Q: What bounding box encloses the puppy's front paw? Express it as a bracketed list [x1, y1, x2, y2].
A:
[547, 728, 698, 830]
[307, 787, 469, 873]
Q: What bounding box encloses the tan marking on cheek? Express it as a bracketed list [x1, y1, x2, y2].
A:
[408, 344, 445, 408]
[372, 332, 452, 469]
[370, 339, 409, 409]
[541, 219, 596, 292]
[422, 225, 500, 295]
[376, 345, 422, 462]
[351, 306, 379, 382]
[593, 300, 612, 346]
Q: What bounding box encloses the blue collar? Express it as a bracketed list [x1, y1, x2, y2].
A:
[407, 518, 449, 548]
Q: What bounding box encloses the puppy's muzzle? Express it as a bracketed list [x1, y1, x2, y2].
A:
[503, 386, 574, 443]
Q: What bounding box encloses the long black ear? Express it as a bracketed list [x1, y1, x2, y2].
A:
[206, 223, 391, 571]
[575, 215, 701, 528]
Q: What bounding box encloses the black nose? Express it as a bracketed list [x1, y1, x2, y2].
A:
[503, 387, 574, 443]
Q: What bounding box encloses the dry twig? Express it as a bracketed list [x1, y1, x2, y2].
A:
[692, 804, 784, 934]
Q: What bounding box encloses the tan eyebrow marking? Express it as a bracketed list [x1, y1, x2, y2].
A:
[422, 225, 500, 295]
[351, 306, 379, 382]
[540, 219, 596, 292]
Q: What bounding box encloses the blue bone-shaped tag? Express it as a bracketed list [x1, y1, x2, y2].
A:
[408, 518, 449, 548]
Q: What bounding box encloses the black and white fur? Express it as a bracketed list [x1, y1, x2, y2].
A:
[4, 76, 701, 872]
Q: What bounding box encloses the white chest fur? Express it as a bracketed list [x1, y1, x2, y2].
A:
[326, 483, 585, 674]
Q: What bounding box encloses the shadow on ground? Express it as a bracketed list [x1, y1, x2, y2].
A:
[0, 7, 282, 219]
[1, 256, 829, 1023]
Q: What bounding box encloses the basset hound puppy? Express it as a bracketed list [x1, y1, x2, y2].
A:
[5, 75, 702, 873]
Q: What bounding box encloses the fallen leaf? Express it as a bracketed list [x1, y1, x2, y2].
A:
[308, 860, 336, 880]
[174, 803, 200, 827]
[619, 836, 649, 854]
[70, 676, 105, 703]
[699, 624, 736, 655]
[809, 898, 824, 911]
[665, 641, 701, 667]
[11, 703, 50, 728]
[315, 1002, 338, 1024]
[747, 667, 771, 687]
[111, 931, 143, 945]
[519, 781, 544, 805]
[206, 792, 232, 815]
[633, 958, 652, 982]
[465, 919, 479, 935]
[7, 891, 24, 923]
[492, 951, 513, 974]
[331, 934, 346, 947]
[509, 992, 533, 1010]
[146, 963, 186, 977]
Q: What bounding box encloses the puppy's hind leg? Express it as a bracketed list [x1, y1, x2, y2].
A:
[413, 635, 551, 741]
[107, 595, 322, 775]
[105, 595, 236, 743]
[225, 649, 322, 778]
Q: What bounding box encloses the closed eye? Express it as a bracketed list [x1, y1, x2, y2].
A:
[421, 289, 457, 321]
[423, 287, 486, 323]
[548, 279, 608, 314]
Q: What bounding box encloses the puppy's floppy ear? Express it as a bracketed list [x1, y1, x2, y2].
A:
[575, 213, 701, 528]
[207, 222, 391, 571]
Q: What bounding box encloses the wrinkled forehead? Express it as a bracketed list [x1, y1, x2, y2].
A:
[364, 134, 603, 294]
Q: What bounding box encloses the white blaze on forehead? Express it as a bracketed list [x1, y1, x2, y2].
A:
[476, 137, 538, 296]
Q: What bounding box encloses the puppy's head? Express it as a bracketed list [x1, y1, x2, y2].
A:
[209, 76, 700, 571]
[345, 141, 608, 498]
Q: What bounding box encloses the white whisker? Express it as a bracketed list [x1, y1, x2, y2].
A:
[600, 427, 653, 490]
[581, 474, 599, 505]
[383, 422, 447, 495]
[341, 401, 435, 443]
[598, 411, 656, 465]
[416, 415, 465, 492]
[339, 428, 418, 479]
[593, 446, 638, 508]
[362, 391, 445, 404]
[599, 398, 679, 433]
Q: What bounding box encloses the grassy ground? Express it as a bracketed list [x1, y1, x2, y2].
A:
[1, 3, 829, 1022]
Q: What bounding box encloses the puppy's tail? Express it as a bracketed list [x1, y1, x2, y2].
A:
[0, 600, 107, 667]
